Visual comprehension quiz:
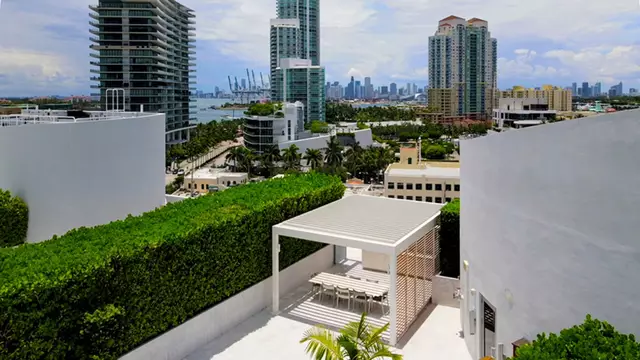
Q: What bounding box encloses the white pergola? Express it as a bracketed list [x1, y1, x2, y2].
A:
[272, 195, 443, 345]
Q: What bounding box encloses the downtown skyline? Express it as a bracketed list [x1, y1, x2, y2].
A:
[1, 0, 640, 96]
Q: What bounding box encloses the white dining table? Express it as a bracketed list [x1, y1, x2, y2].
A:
[309, 272, 389, 297]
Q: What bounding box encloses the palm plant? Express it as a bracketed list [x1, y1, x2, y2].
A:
[303, 148, 324, 170]
[239, 148, 256, 177]
[345, 142, 364, 178]
[281, 144, 301, 170]
[324, 136, 344, 169]
[225, 146, 243, 172]
[260, 145, 282, 176]
[300, 313, 402, 360]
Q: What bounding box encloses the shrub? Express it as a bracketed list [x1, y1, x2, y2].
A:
[513, 315, 640, 359]
[0, 173, 344, 359]
[0, 189, 28, 248]
[438, 198, 460, 278]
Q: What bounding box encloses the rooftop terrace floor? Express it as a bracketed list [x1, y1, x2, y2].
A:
[184, 248, 470, 360]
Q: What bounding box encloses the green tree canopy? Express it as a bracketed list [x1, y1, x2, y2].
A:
[513, 315, 640, 359]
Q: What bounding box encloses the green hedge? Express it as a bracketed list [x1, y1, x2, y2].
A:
[0, 173, 344, 359]
[513, 315, 640, 359]
[0, 189, 28, 248]
[438, 198, 460, 278]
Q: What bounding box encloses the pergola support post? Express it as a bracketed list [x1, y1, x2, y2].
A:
[272, 228, 280, 314]
[389, 250, 398, 346]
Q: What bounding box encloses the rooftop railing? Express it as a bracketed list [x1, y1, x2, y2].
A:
[0, 110, 153, 127]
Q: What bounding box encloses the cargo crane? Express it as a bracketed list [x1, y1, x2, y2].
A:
[227, 69, 271, 104]
[245, 69, 252, 90]
[252, 70, 257, 91]
[227, 76, 233, 93]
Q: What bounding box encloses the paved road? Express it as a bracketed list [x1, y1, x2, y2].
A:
[165, 139, 242, 185]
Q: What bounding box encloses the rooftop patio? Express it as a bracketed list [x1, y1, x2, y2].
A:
[272, 195, 444, 345]
[184, 248, 471, 360]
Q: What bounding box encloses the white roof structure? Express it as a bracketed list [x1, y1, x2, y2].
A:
[271, 195, 444, 345]
[275, 195, 442, 254]
[387, 167, 460, 179]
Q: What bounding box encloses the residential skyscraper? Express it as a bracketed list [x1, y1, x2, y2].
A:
[594, 82, 602, 97]
[89, 0, 196, 145]
[581, 82, 590, 98]
[269, 0, 325, 122]
[390, 83, 397, 95]
[572, 82, 578, 96]
[364, 77, 372, 99]
[428, 16, 497, 118]
[355, 80, 362, 99]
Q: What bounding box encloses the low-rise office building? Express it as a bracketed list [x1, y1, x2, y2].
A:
[244, 101, 304, 154]
[498, 85, 572, 112]
[384, 143, 460, 203]
[493, 98, 556, 129]
[184, 168, 248, 194]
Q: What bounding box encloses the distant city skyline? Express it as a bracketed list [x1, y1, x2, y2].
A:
[2, 1, 640, 97]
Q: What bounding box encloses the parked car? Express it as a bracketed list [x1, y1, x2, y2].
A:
[177, 169, 185, 176]
[172, 168, 179, 175]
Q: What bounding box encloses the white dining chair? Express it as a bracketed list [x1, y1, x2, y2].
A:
[335, 286, 351, 310]
[320, 283, 336, 304]
[352, 290, 369, 313]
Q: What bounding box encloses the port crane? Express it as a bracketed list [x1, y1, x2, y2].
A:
[226, 68, 271, 104]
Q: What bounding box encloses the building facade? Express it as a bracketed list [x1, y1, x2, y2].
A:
[269, 0, 324, 123]
[498, 85, 572, 112]
[243, 101, 304, 154]
[184, 168, 248, 194]
[460, 109, 640, 359]
[89, 0, 196, 145]
[492, 98, 556, 129]
[384, 143, 460, 203]
[428, 16, 497, 118]
[0, 109, 165, 243]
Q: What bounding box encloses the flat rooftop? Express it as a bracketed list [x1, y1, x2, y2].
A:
[276, 195, 443, 245]
[0, 110, 157, 127]
[192, 168, 247, 180]
[387, 165, 460, 179]
[184, 303, 470, 360]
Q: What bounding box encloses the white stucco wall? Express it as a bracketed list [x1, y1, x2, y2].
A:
[279, 129, 373, 154]
[432, 274, 460, 308]
[460, 110, 640, 359]
[0, 114, 166, 243]
[120, 245, 334, 360]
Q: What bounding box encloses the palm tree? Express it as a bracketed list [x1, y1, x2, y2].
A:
[303, 148, 323, 170]
[225, 146, 243, 172]
[238, 148, 256, 177]
[324, 136, 344, 169]
[345, 142, 364, 178]
[281, 144, 301, 170]
[260, 145, 282, 177]
[300, 313, 402, 360]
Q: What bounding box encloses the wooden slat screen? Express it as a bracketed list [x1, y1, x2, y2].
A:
[395, 226, 440, 341]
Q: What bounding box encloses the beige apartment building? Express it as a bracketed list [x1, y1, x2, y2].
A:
[384, 143, 460, 203]
[184, 168, 248, 194]
[498, 85, 572, 111]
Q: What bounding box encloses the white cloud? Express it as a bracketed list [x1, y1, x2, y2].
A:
[1, 0, 640, 95]
[544, 46, 640, 84]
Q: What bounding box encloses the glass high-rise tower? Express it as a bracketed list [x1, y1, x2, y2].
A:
[428, 16, 497, 118]
[89, 0, 196, 145]
[270, 0, 325, 122]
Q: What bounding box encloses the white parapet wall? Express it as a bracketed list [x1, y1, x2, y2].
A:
[0, 113, 166, 243]
[120, 245, 334, 360]
[432, 274, 460, 308]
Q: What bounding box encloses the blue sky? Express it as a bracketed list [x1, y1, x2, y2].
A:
[1, 0, 639, 97]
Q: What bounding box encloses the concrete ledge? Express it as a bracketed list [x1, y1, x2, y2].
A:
[120, 245, 334, 360]
[432, 273, 460, 308]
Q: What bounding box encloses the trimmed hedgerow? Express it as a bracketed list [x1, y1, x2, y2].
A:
[512, 315, 640, 359]
[0, 189, 28, 248]
[438, 198, 460, 278]
[0, 173, 344, 359]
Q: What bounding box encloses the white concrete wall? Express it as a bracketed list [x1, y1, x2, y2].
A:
[460, 110, 640, 359]
[432, 274, 460, 308]
[120, 245, 334, 360]
[165, 195, 188, 204]
[279, 129, 373, 154]
[0, 115, 166, 243]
